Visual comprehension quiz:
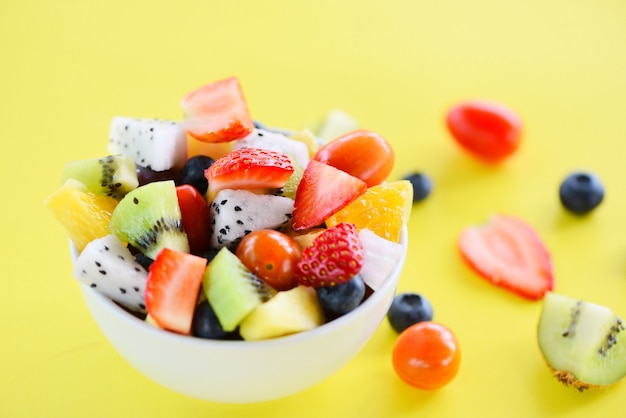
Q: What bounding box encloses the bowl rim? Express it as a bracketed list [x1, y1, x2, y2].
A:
[73, 226, 407, 349]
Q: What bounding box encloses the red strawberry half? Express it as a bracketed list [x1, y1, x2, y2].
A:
[205, 148, 294, 201]
[145, 248, 208, 335]
[292, 160, 367, 231]
[296, 222, 364, 288]
[458, 214, 554, 300]
[181, 77, 254, 143]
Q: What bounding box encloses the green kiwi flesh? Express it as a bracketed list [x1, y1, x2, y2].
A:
[537, 292, 626, 390]
[62, 154, 138, 200]
[278, 154, 304, 200]
[108, 180, 189, 259]
[203, 247, 275, 332]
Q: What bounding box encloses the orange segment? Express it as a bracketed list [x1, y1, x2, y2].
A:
[325, 180, 413, 242]
[44, 179, 119, 251]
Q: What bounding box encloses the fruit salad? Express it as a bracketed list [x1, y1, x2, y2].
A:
[45, 76, 412, 342]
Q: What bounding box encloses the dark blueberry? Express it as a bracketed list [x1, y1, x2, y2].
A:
[192, 300, 227, 340]
[134, 253, 154, 272]
[180, 155, 215, 195]
[402, 172, 433, 203]
[559, 171, 604, 215]
[198, 248, 220, 264]
[316, 275, 366, 317]
[223, 329, 244, 341]
[387, 292, 434, 333]
[136, 165, 181, 186]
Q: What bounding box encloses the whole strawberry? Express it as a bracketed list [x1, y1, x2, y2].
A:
[296, 222, 364, 288]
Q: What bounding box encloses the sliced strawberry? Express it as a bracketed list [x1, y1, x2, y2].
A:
[296, 222, 364, 287]
[176, 185, 211, 255]
[292, 160, 367, 231]
[204, 148, 294, 201]
[145, 248, 208, 335]
[458, 214, 554, 300]
[181, 77, 254, 143]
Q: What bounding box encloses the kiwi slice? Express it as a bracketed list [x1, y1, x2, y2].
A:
[62, 154, 138, 200]
[537, 292, 626, 391]
[108, 180, 189, 259]
[203, 247, 276, 332]
[278, 153, 304, 200]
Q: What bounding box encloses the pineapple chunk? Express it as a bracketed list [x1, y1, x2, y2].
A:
[44, 179, 118, 252]
[239, 286, 325, 341]
[289, 128, 320, 157]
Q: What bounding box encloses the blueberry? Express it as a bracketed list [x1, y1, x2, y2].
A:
[180, 155, 215, 195]
[134, 253, 154, 272]
[316, 275, 366, 317]
[387, 292, 434, 333]
[198, 248, 220, 264]
[559, 171, 604, 215]
[136, 165, 181, 186]
[402, 172, 433, 203]
[192, 300, 227, 340]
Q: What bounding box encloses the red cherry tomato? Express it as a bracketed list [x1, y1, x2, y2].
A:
[236, 230, 302, 291]
[312, 129, 394, 187]
[392, 322, 461, 390]
[175, 184, 211, 255]
[446, 100, 522, 162]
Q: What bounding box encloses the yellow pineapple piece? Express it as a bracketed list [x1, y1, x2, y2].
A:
[284, 227, 326, 249]
[325, 180, 413, 243]
[44, 179, 119, 252]
[239, 285, 325, 341]
[187, 135, 234, 160]
[289, 128, 320, 157]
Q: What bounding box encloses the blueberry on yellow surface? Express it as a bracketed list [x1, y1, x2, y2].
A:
[559, 171, 604, 215]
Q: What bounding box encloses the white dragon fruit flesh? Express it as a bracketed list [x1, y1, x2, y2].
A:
[73, 234, 148, 313]
[358, 228, 405, 291]
[108, 117, 187, 171]
[210, 189, 294, 249]
[232, 128, 310, 168]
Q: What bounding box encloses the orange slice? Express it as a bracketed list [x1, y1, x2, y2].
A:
[325, 180, 413, 242]
[44, 179, 119, 251]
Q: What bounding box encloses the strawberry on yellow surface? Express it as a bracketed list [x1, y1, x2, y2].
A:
[325, 180, 413, 243]
[44, 178, 119, 252]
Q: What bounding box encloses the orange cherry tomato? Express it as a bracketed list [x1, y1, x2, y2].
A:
[446, 100, 522, 162]
[392, 322, 461, 390]
[312, 129, 394, 187]
[235, 230, 302, 291]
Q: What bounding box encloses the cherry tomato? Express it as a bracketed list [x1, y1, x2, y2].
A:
[392, 321, 461, 390]
[446, 100, 522, 162]
[312, 129, 394, 187]
[236, 230, 302, 291]
[175, 184, 211, 255]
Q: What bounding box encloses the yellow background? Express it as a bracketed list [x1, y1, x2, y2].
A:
[3, 0, 626, 416]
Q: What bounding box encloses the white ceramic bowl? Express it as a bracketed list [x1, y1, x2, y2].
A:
[71, 228, 407, 404]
